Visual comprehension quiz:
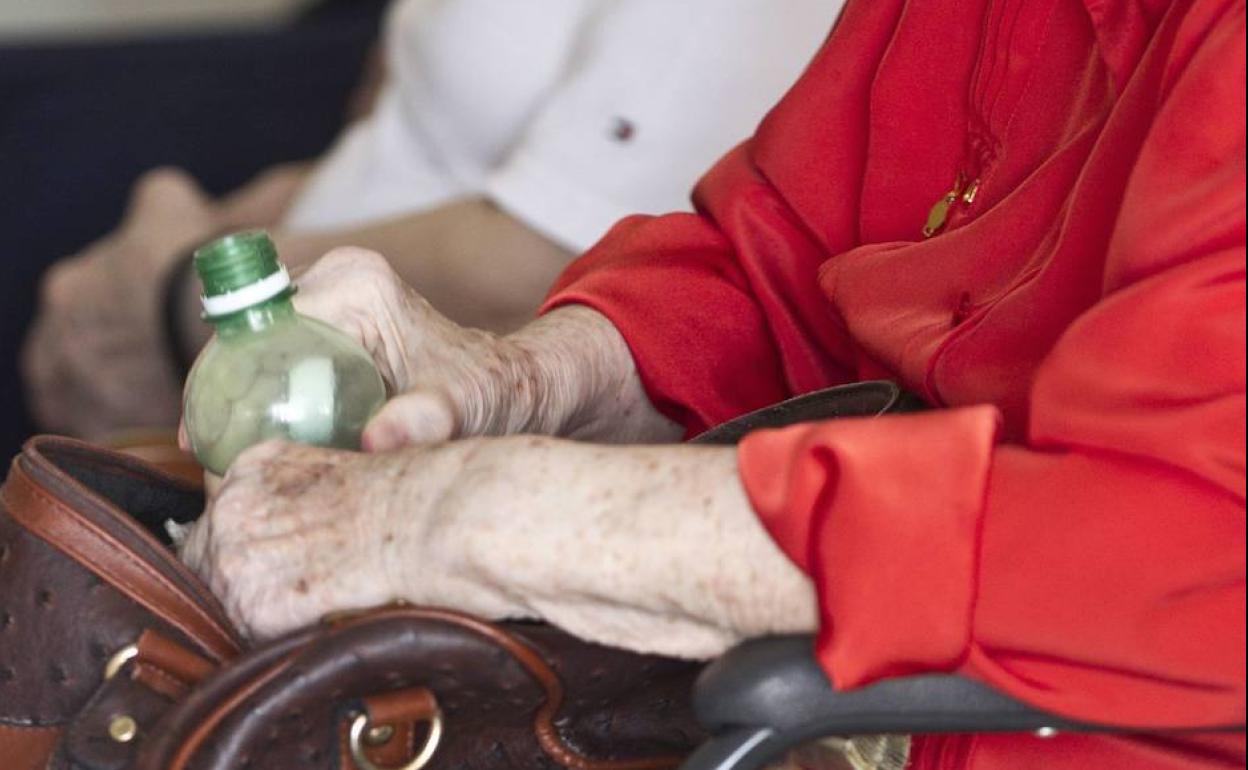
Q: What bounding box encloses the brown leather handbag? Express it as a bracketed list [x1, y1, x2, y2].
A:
[0, 437, 703, 770]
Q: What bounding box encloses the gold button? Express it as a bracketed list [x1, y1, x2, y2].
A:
[109, 715, 138, 744]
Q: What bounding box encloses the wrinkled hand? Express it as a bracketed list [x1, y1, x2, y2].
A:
[22, 168, 220, 439]
[179, 439, 507, 639]
[292, 247, 676, 452]
[293, 248, 548, 450]
[180, 435, 816, 654]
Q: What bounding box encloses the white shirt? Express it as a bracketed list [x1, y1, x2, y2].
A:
[285, 0, 841, 252]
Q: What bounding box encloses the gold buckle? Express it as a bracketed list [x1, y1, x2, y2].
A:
[103, 644, 140, 681]
[348, 709, 443, 770]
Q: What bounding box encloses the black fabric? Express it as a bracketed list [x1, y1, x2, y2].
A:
[691, 382, 927, 446]
[0, 0, 388, 460]
[39, 442, 205, 543]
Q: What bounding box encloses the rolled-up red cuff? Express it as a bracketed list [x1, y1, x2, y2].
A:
[739, 407, 1002, 690]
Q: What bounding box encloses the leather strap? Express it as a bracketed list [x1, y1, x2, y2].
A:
[146, 608, 688, 770]
[0, 724, 62, 770]
[296, 608, 681, 770]
[363, 687, 439, 725]
[136, 629, 217, 687]
[1, 460, 239, 661]
[338, 718, 423, 770]
[338, 608, 687, 770]
[348, 688, 441, 770]
[133, 627, 324, 770]
[165, 653, 301, 770]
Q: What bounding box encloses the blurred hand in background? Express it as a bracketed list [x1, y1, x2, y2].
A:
[22, 165, 309, 439]
[23, 168, 215, 438]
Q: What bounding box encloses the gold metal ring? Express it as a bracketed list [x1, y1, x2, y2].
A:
[348, 709, 443, 770]
[104, 645, 140, 681]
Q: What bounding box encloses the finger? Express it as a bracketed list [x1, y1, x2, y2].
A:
[293, 247, 395, 321]
[362, 391, 457, 451]
[178, 518, 210, 571]
[126, 167, 209, 223]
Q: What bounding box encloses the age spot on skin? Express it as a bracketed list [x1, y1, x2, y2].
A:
[294, 579, 310, 595]
[268, 461, 338, 498]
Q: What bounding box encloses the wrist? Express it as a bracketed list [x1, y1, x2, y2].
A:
[438, 318, 594, 439]
[378, 445, 458, 600]
[386, 440, 531, 617]
[493, 334, 568, 436]
[496, 307, 641, 440]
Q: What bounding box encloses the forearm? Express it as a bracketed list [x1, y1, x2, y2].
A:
[274, 198, 574, 333]
[412, 438, 818, 658]
[217, 163, 315, 230]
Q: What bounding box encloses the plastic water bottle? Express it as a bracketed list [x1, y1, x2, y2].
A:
[183, 232, 387, 476]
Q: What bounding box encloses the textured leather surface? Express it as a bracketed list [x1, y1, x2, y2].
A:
[0, 437, 246, 770]
[0, 496, 206, 728]
[2, 438, 703, 770]
[54, 669, 177, 770]
[2, 441, 240, 661]
[132, 611, 702, 770]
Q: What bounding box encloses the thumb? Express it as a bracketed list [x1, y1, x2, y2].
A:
[127, 167, 210, 222]
[362, 390, 458, 452]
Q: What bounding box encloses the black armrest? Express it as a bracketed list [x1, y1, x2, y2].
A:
[691, 382, 926, 446]
[683, 388, 1242, 769]
[679, 636, 1098, 770]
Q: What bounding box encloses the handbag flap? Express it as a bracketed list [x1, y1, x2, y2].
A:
[2, 436, 241, 661]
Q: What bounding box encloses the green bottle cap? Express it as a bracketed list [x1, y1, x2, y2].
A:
[194, 231, 293, 318]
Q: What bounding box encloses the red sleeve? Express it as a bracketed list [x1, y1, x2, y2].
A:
[741, 10, 1246, 731]
[542, 141, 860, 437]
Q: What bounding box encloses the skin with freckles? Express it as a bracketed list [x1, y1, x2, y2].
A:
[183, 249, 818, 657]
[290, 248, 682, 450]
[181, 437, 818, 656]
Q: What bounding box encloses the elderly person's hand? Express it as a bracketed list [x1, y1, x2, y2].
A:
[22, 164, 311, 441]
[290, 247, 685, 451]
[23, 169, 220, 439]
[181, 436, 818, 656]
[181, 247, 812, 656]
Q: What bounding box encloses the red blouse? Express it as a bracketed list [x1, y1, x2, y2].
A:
[543, 0, 1246, 768]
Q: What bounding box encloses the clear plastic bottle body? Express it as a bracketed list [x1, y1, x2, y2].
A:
[184, 301, 387, 476]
